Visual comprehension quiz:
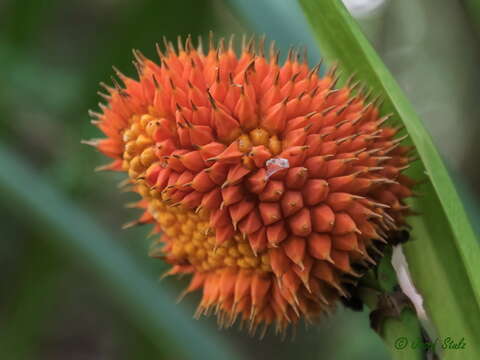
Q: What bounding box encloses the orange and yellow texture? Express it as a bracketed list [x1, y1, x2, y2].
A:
[87, 35, 414, 335]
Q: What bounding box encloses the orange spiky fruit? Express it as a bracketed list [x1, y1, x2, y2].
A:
[86, 34, 415, 336]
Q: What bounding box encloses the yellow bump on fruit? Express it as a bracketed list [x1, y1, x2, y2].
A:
[228, 247, 240, 258]
[196, 248, 206, 260]
[138, 184, 150, 198]
[238, 134, 253, 153]
[125, 141, 137, 155]
[136, 134, 154, 148]
[140, 114, 153, 127]
[140, 148, 156, 166]
[129, 121, 141, 136]
[269, 135, 282, 155]
[147, 185, 271, 272]
[250, 128, 270, 146]
[246, 256, 259, 267]
[224, 257, 236, 266]
[238, 242, 253, 256]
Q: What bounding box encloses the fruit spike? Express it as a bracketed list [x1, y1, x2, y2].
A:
[87, 33, 415, 335]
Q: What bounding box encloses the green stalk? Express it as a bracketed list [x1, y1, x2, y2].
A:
[357, 254, 424, 359]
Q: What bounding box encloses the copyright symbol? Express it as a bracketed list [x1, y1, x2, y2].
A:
[395, 337, 408, 350]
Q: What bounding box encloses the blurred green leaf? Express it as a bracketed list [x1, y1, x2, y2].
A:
[298, 0, 480, 358]
[462, 0, 480, 35]
[2, 0, 59, 47]
[0, 143, 243, 360]
[226, 0, 320, 64]
[0, 238, 60, 360]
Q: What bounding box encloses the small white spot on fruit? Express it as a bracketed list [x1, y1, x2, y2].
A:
[265, 158, 290, 180]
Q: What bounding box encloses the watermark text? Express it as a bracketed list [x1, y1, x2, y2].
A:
[394, 336, 466, 351]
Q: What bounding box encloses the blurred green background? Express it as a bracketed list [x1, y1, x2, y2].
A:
[1, 0, 479, 359]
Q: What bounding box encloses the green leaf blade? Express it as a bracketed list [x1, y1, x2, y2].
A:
[298, 0, 480, 358]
